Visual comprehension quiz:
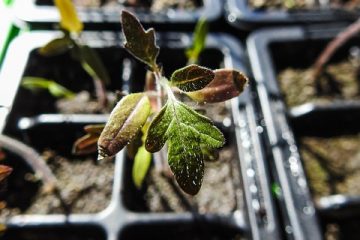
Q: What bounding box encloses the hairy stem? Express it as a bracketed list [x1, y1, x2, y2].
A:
[312, 18, 360, 80]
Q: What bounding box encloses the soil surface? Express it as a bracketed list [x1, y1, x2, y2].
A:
[277, 59, 360, 107]
[249, 0, 360, 10]
[39, 0, 200, 11]
[300, 135, 360, 200]
[0, 150, 114, 221]
[145, 144, 243, 214]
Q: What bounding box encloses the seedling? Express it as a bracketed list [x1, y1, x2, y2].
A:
[79, 10, 248, 195]
[23, 0, 110, 107]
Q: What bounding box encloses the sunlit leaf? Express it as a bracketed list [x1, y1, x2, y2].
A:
[76, 45, 111, 85]
[121, 10, 159, 69]
[186, 17, 208, 64]
[22, 77, 75, 99]
[0, 165, 12, 182]
[145, 99, 224, 194]
[54, 0, 83, 33]
[170, 64, 214, 92]
[132, 146, 152, 189]
[39, 37, 73, 56]
[98, 93, 151, 160]
[186, 69, 248, 103]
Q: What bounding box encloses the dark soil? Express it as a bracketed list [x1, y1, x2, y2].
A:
[300, 135, 360, 200]
[0, 150, 114, 221]
[145, 141, 243, 214]
[249, 0, 360, 10]
[277, 59, 360, 107]
[36, 0, 201, 11]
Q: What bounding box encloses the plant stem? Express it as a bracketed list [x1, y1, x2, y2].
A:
[312, 18, 360, 80]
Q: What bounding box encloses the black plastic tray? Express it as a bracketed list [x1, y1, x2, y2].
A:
[247, 25, 360, 239]
[12, 0, 223, 30]
[0, 31, 280, 240]
[226, 0, 359, 30]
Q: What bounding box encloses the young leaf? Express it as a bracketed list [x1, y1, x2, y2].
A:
[22, 77, 75, 99]
[168, 131, 204, 195]
[0, 165, 12, 182]
[38, 37, 73, 56]
[186, 69, 248, 103]
[132, 145, 152, 189]
[121, 10, 159, 69]
[54, 0, 83, 33]
[98, 93, 151, 160]
[186, 18, 208, 64]
[145, 100, 224, 194]
[76, 45, 111, 85]
[170, 64, 214, 92]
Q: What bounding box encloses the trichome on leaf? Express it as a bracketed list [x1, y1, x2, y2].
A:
[74, 10, 248, 195]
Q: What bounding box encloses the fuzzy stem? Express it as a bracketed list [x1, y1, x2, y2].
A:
[312, 18, 360, 80]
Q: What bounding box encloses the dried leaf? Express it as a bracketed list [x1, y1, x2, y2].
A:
[121, 10, 159, 69]
[39, 37, 73, 56]
[186, 69, 248, 103]
[84, 124, 105, 135]
[73, 133, 99, 155]
[170, 64, 214, 92]
[54, 0, 83, 33]
[0, 165, 12, 182]
[145, 99, 224, 194]
[98, 93, 151, 160]
[22, 77, 75, 99]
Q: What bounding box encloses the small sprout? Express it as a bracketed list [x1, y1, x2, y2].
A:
[89, 10, 248, 195]
[271, 183, 282, 199]
[54, 0, 83, 33]
[39, 36, 73, 56]
[98, 93, 151, 160]
[22, 77, 76, 99]
[186, 69, 248, 103]
[121, 10, 159, 70]
[72, 45, 111, 85]
[186, 17, 208, 64]
[170, 64, 214, 92]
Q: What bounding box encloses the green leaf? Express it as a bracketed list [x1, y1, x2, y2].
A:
[39, 37, 73, 56]
[170, 64, 214, 92]
[22, 77, 75, 99]
[98, 93, 151, 160]
[121, 10, 159, 69]
[168, 131, 204, 195]
[186, 69, 248, 103]
[54, 0, 83, 33]
[75, 45, 111, 85]
[132, 145, 152, 189]
[186, 17, 208, 64]
[145, 100, 224, 194]
[0, 165, 12, 182]
[201, 144, 219, 162]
